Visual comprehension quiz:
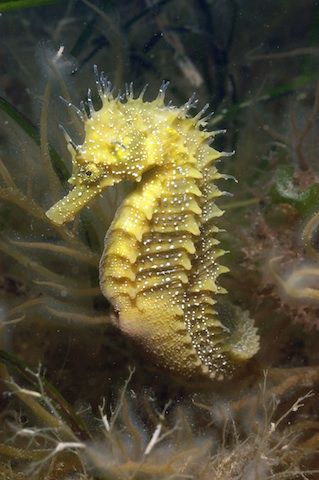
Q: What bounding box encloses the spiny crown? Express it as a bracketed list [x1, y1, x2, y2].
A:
[67, 69, 213, 188]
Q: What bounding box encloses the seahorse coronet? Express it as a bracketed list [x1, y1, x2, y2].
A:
[46, 69, 260, 380]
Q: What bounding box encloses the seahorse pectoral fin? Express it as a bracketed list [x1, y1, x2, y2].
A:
[46, 177, 116, 225]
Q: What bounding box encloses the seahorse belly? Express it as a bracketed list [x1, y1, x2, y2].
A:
[100, 166, 206, 377]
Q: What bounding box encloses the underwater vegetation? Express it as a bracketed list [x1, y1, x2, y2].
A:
[1, 0, 319, 478]
[1, 360, 319, 480]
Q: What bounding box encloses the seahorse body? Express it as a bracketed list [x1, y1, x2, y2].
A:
[46, 75, 259, 380]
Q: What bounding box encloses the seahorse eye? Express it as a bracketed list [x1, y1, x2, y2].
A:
[83, 162, 100, 183]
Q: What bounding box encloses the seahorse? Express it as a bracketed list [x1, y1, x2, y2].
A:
[46, 70, 259, 380]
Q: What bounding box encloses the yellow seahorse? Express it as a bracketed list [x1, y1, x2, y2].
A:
[46, 70, 259, 380]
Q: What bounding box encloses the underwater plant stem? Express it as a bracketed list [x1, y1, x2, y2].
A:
[0, 187, 74, 242]
[297, 432, 319, 460]
[124, 0, 173, 30]
[0, 0, 63, 12]
[248, 47, 319, 62]
[81, 0, 126, 87]
[151, 0, 203, 87]
[263, 124, 288, 145]
[40, 81, 61, 199]
[0, 240, 87, 289]
[45, 48, 83, 133]
[196, 0, 229, 100]
[302, 211, 319, 262]
[45, 306, 109, 325]
[7, 380, 77, 441]
[8, 297, 109, 326]
[8, 297, 51, 317]
[120, 397, 143, 457]
[10, 239, 99, 266]
[0, 156, 16, 188]
[220, 197, 260, 210]
[231, 367, 319, 414]
[292, 80, 319, 171]
[93, 460, 176, 476]
[0, 96, 69, 183]
[0, 443, 48, 461]
[34, 280, 101, 297]
[110, 368, 135, 431]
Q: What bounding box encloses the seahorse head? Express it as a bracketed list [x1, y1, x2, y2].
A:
[46, 89, 158, 225]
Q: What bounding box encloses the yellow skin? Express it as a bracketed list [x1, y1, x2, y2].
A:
[47, 78, 259, 380]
